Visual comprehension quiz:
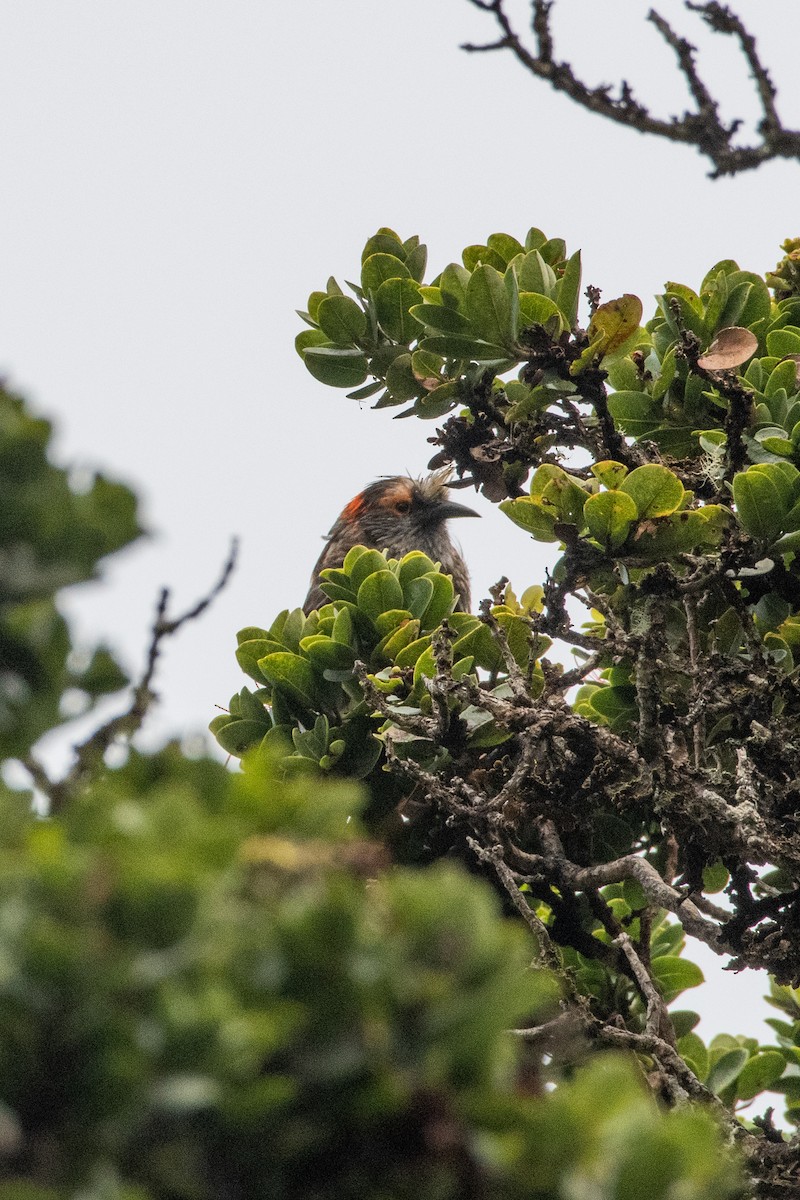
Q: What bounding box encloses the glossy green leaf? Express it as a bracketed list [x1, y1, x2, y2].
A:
[619, 465, 684, 518]
[375, 277, 422, 343]
[439, 262, 471, 310]
[344, 546, 390, 589]
[361, 252, 410, 294]
[518, 292, 564, 331]
[486, 232, 525, 264]
[628, 507, 729, 559]
[466, 264, 516, 347]
[606, 391, 662, 438]
[583, 490, 638, 549]
[499, 497, 559, 541]
[554, 249, 582, 327]
[732, 468, 787, 542]
[214, 719, 271, 757]
[303, 346, 369, 389]
[409, 303, 473, 334]
[591, 461, 628, 489]
[415, 381, 461, 418]
[356, 570, 405, 620]
[257, 652, 319, 709]
[517, 250, 556, 296]
[316, 295, 367, 344]
[678, 1032, 709, 1080]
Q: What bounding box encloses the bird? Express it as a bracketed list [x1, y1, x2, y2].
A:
[304, 471, 478, 614]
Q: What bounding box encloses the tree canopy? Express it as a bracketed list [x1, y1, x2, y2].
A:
[11, 227, 800, 1196]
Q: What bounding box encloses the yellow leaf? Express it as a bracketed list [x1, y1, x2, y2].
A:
[588, 294, 643, 355]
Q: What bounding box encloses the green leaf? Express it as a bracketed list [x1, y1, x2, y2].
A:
[384, 353, 421, 401]
[418, 334, 511, 362]
[415, 381, 461, 418]
[518, 292, 564, 331]
[628, 507, 729, 559]
[409, 303, 473, 334]
[591, 461, 628, 489]
[299, 635, 356, 674]
[316, 295, 367, 344]
[466, 264, 516, 347]
[439, 262, 471, 310]
[702, 861, 729, 893]
[732, 468, 788, 542]
[583, 490, 638, 549]
[398, 551, 438, 585]
[650, 955, 704, 1004]
[403, 574, 434, 619]
[361, 252, 410, 294]
[554, 249, 582, 327]
[767, 327, 800, 357]
[517, 250, 556, 296]
[619, 465, 684, 518]
[295, 328, 328, 357]
[486, 231, 525, 264]
[735, 1051, 786, 1101]
[303, 346, 369, 389]
[257, 652, 319, 709]
[394, 634, 432, 668]
[499, 497, 559, 541]
[462, 243, 505, 272]
[405, 242, 427, 282]
[420, 571, 457, 626]
[356, 570, 405, 620]
[706, 1048, 749, 1095]
[678, 1031, 709, 1081]
[375, 277, 423, 343]
[213, 718, 271, 757]
[343, 546, 389, 589]
[606, 391, 662, 438]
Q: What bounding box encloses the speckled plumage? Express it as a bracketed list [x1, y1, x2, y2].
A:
[304, 472, 477, 614]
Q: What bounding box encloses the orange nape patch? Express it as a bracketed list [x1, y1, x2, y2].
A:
[376, 480, 414, 509]
[341, 494, 366, 521]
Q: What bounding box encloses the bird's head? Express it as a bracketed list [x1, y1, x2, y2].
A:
[338, 471, 479, 557]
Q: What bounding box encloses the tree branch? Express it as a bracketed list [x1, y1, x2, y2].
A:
[28, 538, 239, 814]
[462, 0, 800, 176]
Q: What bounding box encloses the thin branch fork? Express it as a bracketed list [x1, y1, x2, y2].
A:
[24, 538, 239, 814]
[463, 0, 800, 176]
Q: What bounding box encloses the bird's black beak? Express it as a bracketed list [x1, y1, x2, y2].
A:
[433, 499, 480, 522]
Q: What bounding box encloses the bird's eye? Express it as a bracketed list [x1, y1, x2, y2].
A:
[395, 499, 412, 515]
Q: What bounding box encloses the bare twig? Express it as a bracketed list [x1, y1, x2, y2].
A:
[34, 538, 239, 814]
[463, 0, 800, 176]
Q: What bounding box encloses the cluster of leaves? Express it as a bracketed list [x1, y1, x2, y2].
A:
[501, 460, 729, 559]
[212, 546, 549, 777]
[0, 744, 745, 1199]
[0, 387, 140, 760]
[296, 226, 585, 422]
[0, 381, 745, 1200]
[263, 226, 800, 1193]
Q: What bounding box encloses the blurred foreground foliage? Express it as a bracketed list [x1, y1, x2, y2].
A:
[0, 743, 741, 1200]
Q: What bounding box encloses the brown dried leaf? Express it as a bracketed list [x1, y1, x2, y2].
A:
[697, 326, 758, 371]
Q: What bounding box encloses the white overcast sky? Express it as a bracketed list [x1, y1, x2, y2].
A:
[2, 1, 799, 1046]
